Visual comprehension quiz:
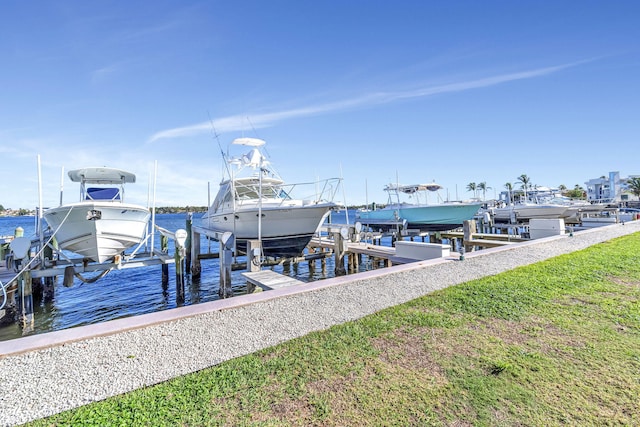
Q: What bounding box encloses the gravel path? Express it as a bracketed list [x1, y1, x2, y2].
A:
[1, 221, 639, 426]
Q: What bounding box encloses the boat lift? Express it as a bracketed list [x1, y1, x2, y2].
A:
[0, 158, 189, 331]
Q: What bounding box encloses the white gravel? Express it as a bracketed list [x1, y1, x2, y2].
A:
[1, 221, 639, 426]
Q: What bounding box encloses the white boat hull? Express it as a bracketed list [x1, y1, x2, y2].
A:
[492, 204, 569, 222]
[201, 203, 335, 257]
[43, 202, 151, 263]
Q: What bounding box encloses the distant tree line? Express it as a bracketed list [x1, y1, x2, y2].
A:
[467, 174, 590, 202]
[0, 205, 210, 216]
[153, 206, 208, 214]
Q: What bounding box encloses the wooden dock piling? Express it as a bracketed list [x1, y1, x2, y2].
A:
[161, 234, 169, 286]
[333, 231, 347, 276]
[190, 227, 202, 280]
[463, 220, 477, 253]
[245, 240, 261, 293]
[17, 270, 34, 332]
[185, 213, 192, 277]
[174, 229, 188, 303]
[219, 247, 233, 298]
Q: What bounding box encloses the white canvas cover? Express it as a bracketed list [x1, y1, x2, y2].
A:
[67, 167, 137, 184]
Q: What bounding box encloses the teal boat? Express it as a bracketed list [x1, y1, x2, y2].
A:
[355, 183, 482, 232]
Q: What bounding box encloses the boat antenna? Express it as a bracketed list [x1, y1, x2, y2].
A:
[150, 160, 158, 256]
[340, 163, 349, 225]
[207, 111, 231, 178]
[365, 178, 369, 210]
[245, 116, 272, 160]
[37, 155, 44, 257]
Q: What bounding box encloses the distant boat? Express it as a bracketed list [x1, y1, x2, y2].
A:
[491, 201, 569, 222]
[201, 137, 341, 257]
[544, 196, 614, 222]
[43, 167, 151, 263]
[355, 182, 482, 231]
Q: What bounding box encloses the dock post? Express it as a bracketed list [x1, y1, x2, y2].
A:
[463, 220, 477, 253]
[43, 277, 54, 301]
[185, 213, 192, 276]
[161, 234, 169, 287]
[191, 229, 201, 279]
[17, 271, 34, 332]
[348, 252, 358, 272]
[40, 240, 55, 301]
[321, 248, 327, 272]
[245, 240, 261, 293]
[219, 247, 233, 298]
[31, 277, 43, 304]
[174, 229, 188, 304]
[175, 245, 184, 304]
[309, 254, 316, 274]
[333, 232, 347, 276]
[218, 231, 234, 298]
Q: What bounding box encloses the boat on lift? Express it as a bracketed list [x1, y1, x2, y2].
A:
[356, 182, 482, 232]
[201, 137, 341, 257]
[43, 167, 151, 263]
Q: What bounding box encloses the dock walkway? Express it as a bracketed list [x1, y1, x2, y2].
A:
[242, 270, 305, 290]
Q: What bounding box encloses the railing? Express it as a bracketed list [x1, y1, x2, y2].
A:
[233, 177, 343, 207]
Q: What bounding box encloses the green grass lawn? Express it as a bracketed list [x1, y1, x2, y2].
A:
[28, 234, 640, 426]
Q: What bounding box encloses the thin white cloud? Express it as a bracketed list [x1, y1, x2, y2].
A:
[115, 21, 182, 43]
[148, 60, 588, 143]
[91, 64, 120, 83]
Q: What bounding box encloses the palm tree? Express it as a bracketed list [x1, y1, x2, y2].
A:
[517, 174, 531, 201]
[466, 182, 477, 199]
[504, 182, 514, 204]
[627, 177, 640, 199]
[477, 182, 491, 200]
[565, 184, 586, 199]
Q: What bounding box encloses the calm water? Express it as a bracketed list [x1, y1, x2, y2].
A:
[0, 209, 385, 341]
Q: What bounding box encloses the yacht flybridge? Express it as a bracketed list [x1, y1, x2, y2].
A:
[202, 137, 341, 257]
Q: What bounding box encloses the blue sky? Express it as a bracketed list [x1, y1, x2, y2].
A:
[1, 1, 639, 210]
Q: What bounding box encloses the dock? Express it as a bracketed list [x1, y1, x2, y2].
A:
[0, 214, 552, 332]
[0, 224, 186, 331]
[242, 270, 306, 290]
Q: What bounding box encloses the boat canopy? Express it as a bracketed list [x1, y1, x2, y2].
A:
[68, 167, 136, 184]
[232, 137, 266, 147]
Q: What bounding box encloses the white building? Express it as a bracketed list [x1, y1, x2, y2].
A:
[585, 171, 640, 203]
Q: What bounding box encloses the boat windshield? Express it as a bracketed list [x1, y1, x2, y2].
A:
[85, 187, 121, 201]
[235, 181, 288, 199]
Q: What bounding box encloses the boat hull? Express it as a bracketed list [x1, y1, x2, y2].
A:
[492, 205, 569, 222]
[201, 203, 335, 257]
[356, 203, 482, 232]
[43, 202, 151, 263]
